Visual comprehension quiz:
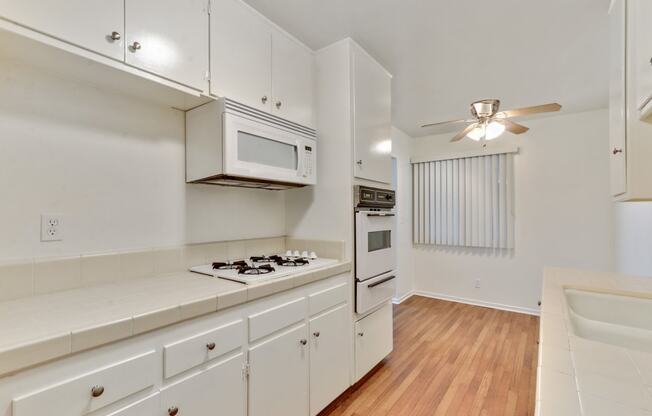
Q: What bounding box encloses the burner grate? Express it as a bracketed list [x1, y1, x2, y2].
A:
[212, 260, 247, 270]
[276, 258, 310, 267]
[238, 264, 275, 275]
[250, 255, 282, 263]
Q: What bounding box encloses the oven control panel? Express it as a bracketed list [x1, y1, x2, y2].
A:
[354, 185, 396, 209]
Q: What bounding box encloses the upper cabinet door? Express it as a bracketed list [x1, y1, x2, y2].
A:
[210, 0, 272, 112]
[271, 30, 315, 128]
[0, 0, 124, 60]
[632, 0, 652, 110]
[125, 0, 209, 92]
[353, 45, 392, 184]
[609, 0, 627, 196]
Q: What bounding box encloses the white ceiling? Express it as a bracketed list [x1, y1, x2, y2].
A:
[242, 0, 611, 137]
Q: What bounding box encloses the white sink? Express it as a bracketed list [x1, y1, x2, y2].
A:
[565, 288, 652, 352]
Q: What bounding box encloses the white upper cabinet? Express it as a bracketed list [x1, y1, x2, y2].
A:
[609, 0, 627, 197]
[125, 0, 209, 93]
[609, 0, 652, 201]
[210, 0, 315, 127]
[352, 44, 392, 184]
[0, 0, 124, 60]
[210, 0, 272, 112]
[271, 30, 315, 128]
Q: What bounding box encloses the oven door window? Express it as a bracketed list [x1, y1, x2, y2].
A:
[368, 230, 391, 252]
[237, 130, 298, 170]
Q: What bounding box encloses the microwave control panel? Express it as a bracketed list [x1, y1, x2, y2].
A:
[303, 145, 314, 177]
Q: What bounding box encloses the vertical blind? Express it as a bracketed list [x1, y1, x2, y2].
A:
[412, 152, 515, 249]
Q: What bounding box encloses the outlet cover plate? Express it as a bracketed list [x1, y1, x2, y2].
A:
[41, 214, 63, 242]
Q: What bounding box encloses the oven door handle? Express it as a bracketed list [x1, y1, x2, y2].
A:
[367, 275, 396, 288]
[365, 213, 395, 217]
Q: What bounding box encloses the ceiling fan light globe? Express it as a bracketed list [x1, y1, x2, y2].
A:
[466, 126, 485, 141]
[485, 121, 506, 140]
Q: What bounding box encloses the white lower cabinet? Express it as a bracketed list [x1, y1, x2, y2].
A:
[248, 324, 309, 416]
[160, 353, 246, 416]
[309, 304, 350, 416]
[354, 302, 393, 382]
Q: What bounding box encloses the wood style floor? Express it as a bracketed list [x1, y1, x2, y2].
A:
[320, 296, 540, 416]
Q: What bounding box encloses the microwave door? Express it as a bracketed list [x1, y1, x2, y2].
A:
[355, 211, 396, 281]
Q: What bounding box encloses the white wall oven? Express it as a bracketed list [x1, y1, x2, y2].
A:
[354, 185, 396, 314]
[186, 99, 316, 190]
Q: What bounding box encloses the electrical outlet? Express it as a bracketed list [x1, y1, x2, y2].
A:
[41, 214, 63, 242]
[474, 279, 481, 289]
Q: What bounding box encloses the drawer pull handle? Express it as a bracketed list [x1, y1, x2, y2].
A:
[613, 148, 623, 155]
[206, 342, 216, 351]
[299, 339, 307, 346]
[91, 385, 105, 398]
[313, 331, 321, 338]
[367, 275, 396, 288]
[168, 406, 179, 416]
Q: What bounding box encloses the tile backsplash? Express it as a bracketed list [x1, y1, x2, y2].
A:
[0, 236, 344, 302]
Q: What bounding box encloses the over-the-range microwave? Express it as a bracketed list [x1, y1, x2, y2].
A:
[186, 98, 317, 190]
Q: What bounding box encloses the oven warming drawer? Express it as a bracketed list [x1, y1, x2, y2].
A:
[356, 272, 396, 315]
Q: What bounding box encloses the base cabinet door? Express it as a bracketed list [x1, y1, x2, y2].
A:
[354, 302, 393, 381]
[309, 304, 350, 416]
[0, 0, 124, 60]
[160, 353, 246, 416]
[125, 0, 209, 92]
[248, 324, 309, 416]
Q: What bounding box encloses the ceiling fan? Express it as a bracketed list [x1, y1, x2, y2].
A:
[421, 99, 562, 142]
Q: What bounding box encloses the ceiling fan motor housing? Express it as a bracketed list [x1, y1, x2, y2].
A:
[470, 99, 501, 120]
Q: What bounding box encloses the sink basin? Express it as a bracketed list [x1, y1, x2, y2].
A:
[565, 288, 652, 352]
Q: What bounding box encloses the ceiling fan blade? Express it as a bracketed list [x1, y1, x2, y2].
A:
[421, 119, 473, 128]
[496, 103, 562, 119]
[498, 119, 529, 134]
[451, 123, 478, 142]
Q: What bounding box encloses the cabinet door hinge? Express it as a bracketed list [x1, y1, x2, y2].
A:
[242, 363, 250, 379]
[204, 70, 211, 81]
[207, 0, 212, 14]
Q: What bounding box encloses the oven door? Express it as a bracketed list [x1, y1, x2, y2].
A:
[356, 270, 396, 314]
[223, 112, 316, 185]
[355, 210, 396, 281]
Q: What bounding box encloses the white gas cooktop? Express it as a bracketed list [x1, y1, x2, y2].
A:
[189, 254, 338, 285]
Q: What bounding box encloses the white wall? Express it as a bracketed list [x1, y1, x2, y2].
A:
[391, 127, 415, 301]
[411, 110, 615, 313]
[0, 59, 285, 260]
[615, 203, 652, 276]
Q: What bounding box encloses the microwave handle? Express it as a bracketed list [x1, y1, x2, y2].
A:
[366, 213, 395, 217]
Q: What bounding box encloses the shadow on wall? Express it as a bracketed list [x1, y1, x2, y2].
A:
[413, 244, 515, 260]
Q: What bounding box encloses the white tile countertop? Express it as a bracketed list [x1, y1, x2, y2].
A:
[538, 268, 652, 416]
[0, 261, 351, 377]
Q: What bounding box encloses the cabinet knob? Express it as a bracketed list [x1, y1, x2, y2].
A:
[130, 41, 142, 51]
[299, 339, 307, 346]
[649, 57, 652, 66]
[313, 331, 320, 338]
[275, 101, 282, 109]
[537, 300, 542, 306]
[206, 342, 216, 351]
[168, 406, 179, 416]
[109, 31, 121, 41]
[91, 385, 105, 398]
[261, 95, 268, 104]
[356, 160, 363, 166]
[358, 332, 364, 337]
[613, 148, 623, 155]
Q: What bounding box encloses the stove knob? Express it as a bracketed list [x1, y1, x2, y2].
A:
[285, 250, 293, 257]
[301, 251, 308, 258]
[309, 252, 317, 259]
[293, 250, 300, 257]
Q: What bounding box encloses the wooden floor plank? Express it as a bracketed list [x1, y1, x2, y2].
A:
[319, 296, 539, 416]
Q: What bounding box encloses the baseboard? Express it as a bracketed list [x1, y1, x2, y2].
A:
[413, 290, 540, 316]
[392, 291, 415, 304]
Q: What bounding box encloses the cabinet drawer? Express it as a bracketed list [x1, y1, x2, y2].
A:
[13, 350, 157, 416]
[354, 302, 393, 381]
[249, 297, 307, 342]
[107, 393, 159, 416]
[164, 319, 245, 379]
[309, 283, 348, 316]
